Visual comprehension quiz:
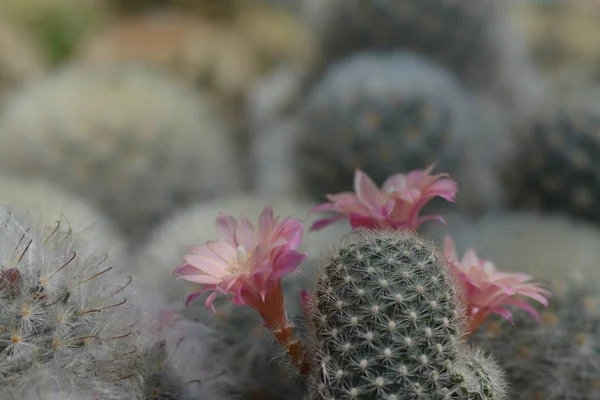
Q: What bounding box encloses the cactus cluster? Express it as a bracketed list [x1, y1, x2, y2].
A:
[0, 64, 241, 242]
[0, 206, 146, 399]
[305, 229, 506, 399]
[503, 109, 600, 225]
[294, 52, 509, 212]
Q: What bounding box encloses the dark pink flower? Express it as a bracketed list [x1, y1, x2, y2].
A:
[310, 165, 458, 232]
[443, 236, 551, 332]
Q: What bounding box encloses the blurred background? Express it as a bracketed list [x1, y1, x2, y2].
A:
[1, 0, 600, 249]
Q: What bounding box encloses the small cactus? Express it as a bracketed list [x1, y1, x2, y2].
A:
[0, 64, 242, 242]
[305, 229, 505, 399]
[0, 206, 147, 398]
[502, 109, 600, 226]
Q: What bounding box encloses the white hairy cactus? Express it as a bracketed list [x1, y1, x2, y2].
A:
[0, 63, 242, 242]
[0, 206, 151, 399]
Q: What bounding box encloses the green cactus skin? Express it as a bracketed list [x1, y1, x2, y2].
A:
[304, 229, 506, 400]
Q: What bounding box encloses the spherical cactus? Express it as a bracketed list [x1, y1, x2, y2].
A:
[0, 64, 242, 242]
[502, 109, 600, 226]
[303, 0, 543, 113]
[132, 194, 349, 399]
[305, 229, 505, 399]
[0, 206, 147, 399]
[471, 275, 600, 400]
[0, 175, 127, 263]
[289, 52, 510, 212]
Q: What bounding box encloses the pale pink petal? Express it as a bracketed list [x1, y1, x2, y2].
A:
[271, 251, 308, 279]
[183, 254, 230, 277]
[489, 307, 514, 324]
[354, 169, 386, 209]
[206, 241, 237, 263]
[215, 214, 238, 245]
[310, 215, 345, 231]
[236, 215, 257, 250]
[188, 245, 215, 257]
[443, 236, 459, 263]
[349, 213, 383, 230]
[258, 206, 274, 242]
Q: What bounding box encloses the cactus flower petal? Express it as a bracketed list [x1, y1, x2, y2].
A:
[443, 236, 551, 332]
[311, 165, 458, 232]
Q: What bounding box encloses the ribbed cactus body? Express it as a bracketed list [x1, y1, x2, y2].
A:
[504, 109, 600, 225]
[305, 229, 505, 399]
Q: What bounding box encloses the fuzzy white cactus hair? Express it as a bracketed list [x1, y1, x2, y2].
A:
[0, 206, 150, 399]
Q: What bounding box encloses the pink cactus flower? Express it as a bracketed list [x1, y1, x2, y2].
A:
[443, 236, 551, 332]
[310, 165, 458, 232]
[173, 206, 307, 317]
[174, 206, 311, 373]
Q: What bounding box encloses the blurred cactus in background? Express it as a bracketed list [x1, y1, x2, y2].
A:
[254, 51, 511, 213]
[0, 175, 126, 264]
[0, 0, 108, 66]
[0, 64, 241, 243]
[502, 108, 600, 226]
[0, 21, 45, 104]
[302, 0, 545, 116]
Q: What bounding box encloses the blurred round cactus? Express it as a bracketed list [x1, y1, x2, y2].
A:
[0, 64, 242, 243]
[0, 22, 45, 104]
[132, 194, 349, 399]
[0, 175, 126, 263]
[77, 12, 262, 105]
[285, 52, 510, 212]
[0, 207, 147, 399]
[0, 0, 108, 65]
[502, 109, 600, 225]
[304, 0, 542, 111]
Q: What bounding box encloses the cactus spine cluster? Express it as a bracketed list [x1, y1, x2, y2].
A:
[305, 229, 506, 399]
